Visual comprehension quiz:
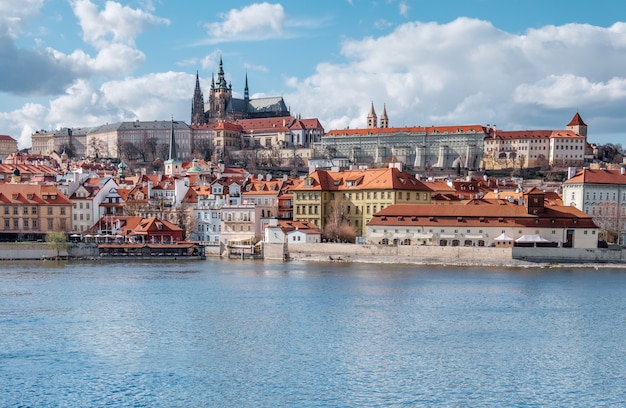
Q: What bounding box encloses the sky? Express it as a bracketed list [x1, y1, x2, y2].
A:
[2, 0, 626, 150]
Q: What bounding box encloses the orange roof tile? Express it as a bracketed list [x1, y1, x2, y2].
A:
[564, 168, 626, 185]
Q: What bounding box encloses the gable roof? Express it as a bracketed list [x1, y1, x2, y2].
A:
[294, 168, 432, 192]
[564, 168, 626, 185]
[567, 112, 587, 127]
[325, 124, 487, 138]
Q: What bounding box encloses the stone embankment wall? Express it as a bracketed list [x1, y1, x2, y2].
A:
[264, 242, 626, 267]
[0, 243, 69, 260]
[2, 242, 624, 266]
[513, 247, 626, 264]
[267, 243, 520, 266]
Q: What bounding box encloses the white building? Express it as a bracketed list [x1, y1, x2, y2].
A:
[563, 167, 626, 245]
[366, 189, 599, 249]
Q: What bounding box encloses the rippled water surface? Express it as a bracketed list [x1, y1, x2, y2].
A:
[1, 259, 625, 407]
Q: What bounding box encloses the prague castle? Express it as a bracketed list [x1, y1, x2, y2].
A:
[191, 57, 290, 125]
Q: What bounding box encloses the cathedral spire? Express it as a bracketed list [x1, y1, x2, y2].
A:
[217, 55, 227, 88]
[191, 71, 206, 125]
[380, 103, 389, 128]
[244, 72, 249, 101]
[367, 101, 378, 129]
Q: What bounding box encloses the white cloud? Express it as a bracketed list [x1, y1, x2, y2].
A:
[71, 0, 169, 49]
[204, 2, 286, 43]
[0, 102, 47, 148]
[1, 72, 195, 149]
[99, 72, 194, 120]
[285, 18, 626, 142]
[0, 0, 168, 96]
[399, 2, 409, 17]
[0, 0, 45, 38]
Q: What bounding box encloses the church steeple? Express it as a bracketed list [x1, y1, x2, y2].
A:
[244, 73, 249, 102]
[168, 118, 177, 161]
[216, 55, 227, 89]
[367, 101, 378, 128]
[380, 103, 389, 128]
[191, 71, 206, 125]
[165, 118, 182, 176]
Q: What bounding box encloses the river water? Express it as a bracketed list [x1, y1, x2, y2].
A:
[1, 259, 625, 407]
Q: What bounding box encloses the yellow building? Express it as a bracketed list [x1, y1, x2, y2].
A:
[292, 166, 432, 237]
[0, 184, 73, 240]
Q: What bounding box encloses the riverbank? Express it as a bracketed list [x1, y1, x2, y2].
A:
[1, 242, 625, 268]
[264, 242, 626, 268]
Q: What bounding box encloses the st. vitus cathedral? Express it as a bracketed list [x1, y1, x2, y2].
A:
[191, 57, 290, 125]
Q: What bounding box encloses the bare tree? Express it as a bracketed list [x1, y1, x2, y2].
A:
[323, 195, 356, 242]
[120, 141, 141, 161]
[88, 137, 107, 159]
[157, 144, 170, 161]
[192, 139, 213, 161]
[594, 202, 626, 244]
[139, 132, 158, 162]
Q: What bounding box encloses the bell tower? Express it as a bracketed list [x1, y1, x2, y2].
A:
[367, 102, 377, 128]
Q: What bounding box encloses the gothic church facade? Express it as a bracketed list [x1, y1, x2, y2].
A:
[191, 57, 290, 125]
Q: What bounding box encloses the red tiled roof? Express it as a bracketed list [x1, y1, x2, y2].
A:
[567, 112, 587, 127]
[214, 122, 243, 131]
[564, 168, 626, 185]
[293, 168, 432, 192]
[369, 200, 596, 229]
[325, 125, 486, 137]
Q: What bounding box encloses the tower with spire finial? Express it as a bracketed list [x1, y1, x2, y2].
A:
[380, 104, 389, 128]
[164, 118, 182, 176]
[191, 56, 290, 124]
[191, 71, 207, 125]
[209, 56, 233, 121]
[367, 102, 378, 128]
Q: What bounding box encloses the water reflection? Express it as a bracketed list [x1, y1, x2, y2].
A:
[1, 260, 626, 406]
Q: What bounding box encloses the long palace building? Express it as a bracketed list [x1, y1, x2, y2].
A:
[316, 107, 588, 172]
[317, 103, 487, 171]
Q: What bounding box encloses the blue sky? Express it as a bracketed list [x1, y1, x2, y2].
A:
[2, 0, 626, 149]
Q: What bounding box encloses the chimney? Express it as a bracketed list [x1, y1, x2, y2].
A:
[621, 167, 625, 175]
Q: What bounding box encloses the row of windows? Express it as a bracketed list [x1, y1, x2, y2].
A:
[587, 206, 626, 216]
[3, 218, 67, 229]
[223, 213, 252, 221]
[73, 213, 91, 221]
[296, 191, 428, 201]
[73, 202, 91, 209]
[224, 225, 252, 232]
[2, 207, 65, 215]
[582, 192, 626, 201]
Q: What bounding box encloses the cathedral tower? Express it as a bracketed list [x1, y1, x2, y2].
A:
[209, 56, 233, 122]
[367, 102, 377, 128]
[191, 71, 207, 125]
[380, 104, 389, 128]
